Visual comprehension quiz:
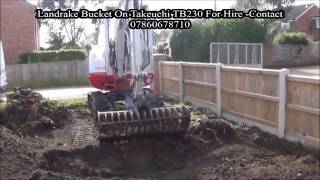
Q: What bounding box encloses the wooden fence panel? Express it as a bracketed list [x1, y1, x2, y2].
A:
[221, 68, 279, 127]
[162, 79, 180, 95]
[286, 75, 320, 139]
[6, 60, 88, 85]
[221, 92, 279, 127]
[160, 63, 180, 95]
[183, 64, 217, 103]
[161, 63, 179, 79]
[184, 84, 216, 103]
[221, 68, 279, 97]
[183, 64, 216, 84]
[22, 63, 38, 81]
[158, 61, 319, 149]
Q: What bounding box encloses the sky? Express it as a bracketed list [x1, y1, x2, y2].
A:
[25, 0, 320, 48]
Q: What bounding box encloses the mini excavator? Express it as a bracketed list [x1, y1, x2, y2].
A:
[88, 0, 191, 142]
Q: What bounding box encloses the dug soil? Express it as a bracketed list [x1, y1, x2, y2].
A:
[0, 90, 319, 180]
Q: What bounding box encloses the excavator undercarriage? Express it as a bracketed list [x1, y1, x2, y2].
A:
[88, 90, 191, 142]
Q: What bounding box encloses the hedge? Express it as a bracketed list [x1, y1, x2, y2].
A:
[274, 32, 309, 45]
[19, 49, 86, 64]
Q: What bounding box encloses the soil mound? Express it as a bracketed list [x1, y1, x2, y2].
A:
[238, 126, 306, 154]
[0, 87, 71, 135]
[0, 125, 38, 179]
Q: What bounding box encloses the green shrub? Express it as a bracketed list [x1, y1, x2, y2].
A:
[274, 32, 309, 45]
[170, 18, 267, 62]
[57, 49, 86, 61]
[40, 100, 59, 114]
[19, 49, 86, 64]
[18, 53, 29, 64]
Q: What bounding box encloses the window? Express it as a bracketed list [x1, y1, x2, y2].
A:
[281, 22, 290, 30]
[316, 18, 320, 29]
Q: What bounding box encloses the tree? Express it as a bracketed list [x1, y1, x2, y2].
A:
[170, 19, 267, 62]
[266, 0, 295, 9]
[39, 0, 97, 49]
[47, 31, 65, 50]
[234, 0, 295, 11]
[234, 0, 265, 11]
[61, 19, 84, 46]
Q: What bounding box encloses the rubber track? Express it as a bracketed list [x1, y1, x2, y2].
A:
[73, 119, 95, 146]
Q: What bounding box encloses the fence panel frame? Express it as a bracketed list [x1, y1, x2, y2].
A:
[210, 42, 263, 66]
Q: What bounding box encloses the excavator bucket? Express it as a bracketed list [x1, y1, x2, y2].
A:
[97, 106, 191, 142]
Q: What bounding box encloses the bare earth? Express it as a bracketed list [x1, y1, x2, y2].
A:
[1, 102, 319, 180]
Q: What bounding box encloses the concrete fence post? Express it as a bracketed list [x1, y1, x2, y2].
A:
[278, 68, 289, 138]
[216, 63, 222, 117]
[179, 62, 184, 103]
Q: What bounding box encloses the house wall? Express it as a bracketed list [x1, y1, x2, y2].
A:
[294, 5, 320, 41]
[0, 0, 39, 64]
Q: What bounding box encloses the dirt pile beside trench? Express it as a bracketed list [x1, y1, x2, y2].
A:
[0, 125, 39, 179]
[0, 87, 71, 135]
